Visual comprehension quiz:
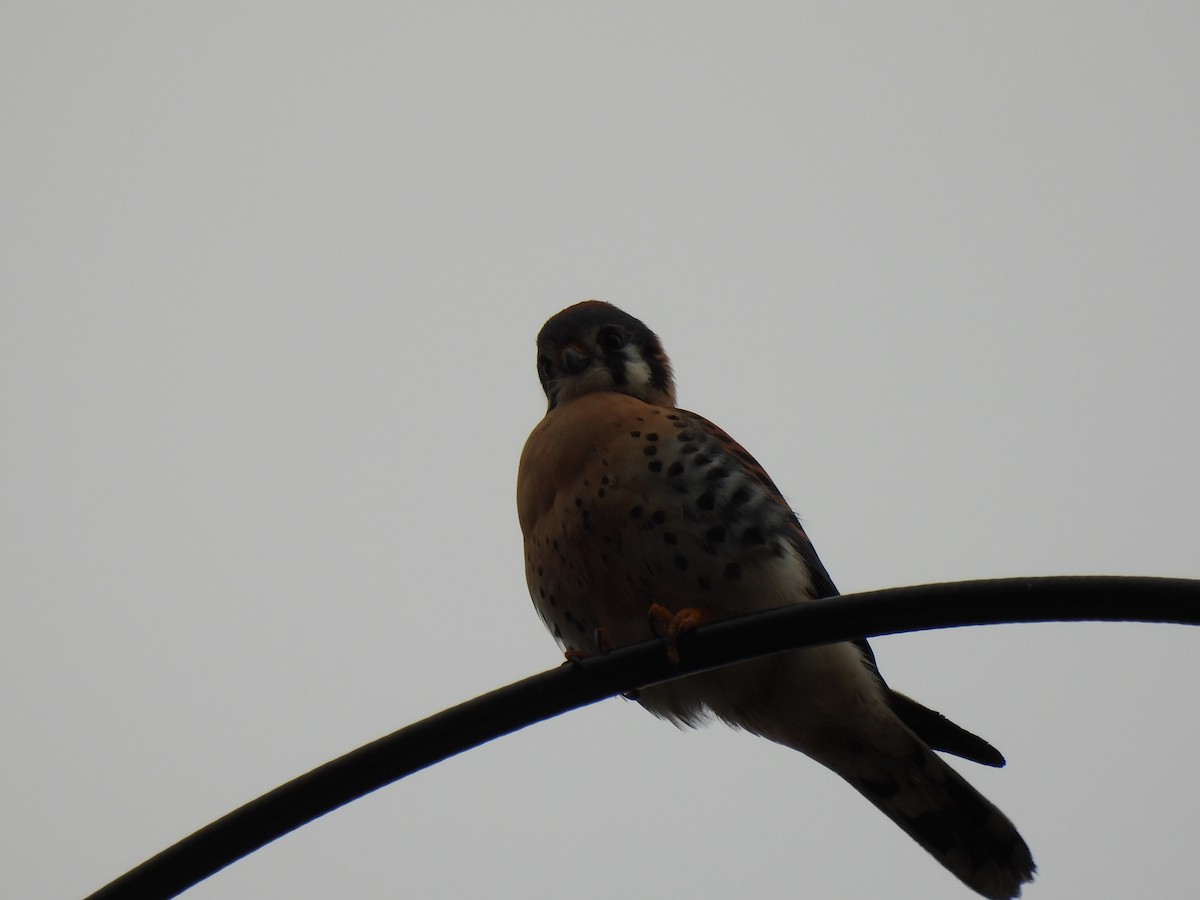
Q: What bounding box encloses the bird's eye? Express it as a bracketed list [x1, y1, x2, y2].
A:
[598, 328, 625, 352]
[536, 353, 554, 382]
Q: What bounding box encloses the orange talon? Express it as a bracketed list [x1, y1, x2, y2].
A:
[647, 603, 712, 666]
[563, 627, 611, 664]
[593, 627, 612, 654]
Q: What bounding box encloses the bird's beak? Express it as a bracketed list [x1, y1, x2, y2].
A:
[561, 345, 592, 376]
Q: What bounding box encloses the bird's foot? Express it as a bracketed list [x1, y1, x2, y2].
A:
[562, 646, 590, 664]
[561, 628, 612, 665]
[647, 603, 713, 666]
[593, 627, 612, 654]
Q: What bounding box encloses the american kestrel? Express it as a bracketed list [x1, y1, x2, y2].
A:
[517, 301, 1035, 899]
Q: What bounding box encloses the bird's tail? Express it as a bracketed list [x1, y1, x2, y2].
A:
[807, 728, 1035, 899]
[642, 652, 1035, 898]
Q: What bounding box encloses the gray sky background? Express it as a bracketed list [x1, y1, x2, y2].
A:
[4, 4, 1199, 899]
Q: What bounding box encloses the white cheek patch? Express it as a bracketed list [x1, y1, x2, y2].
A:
[623, 354, 653, 391]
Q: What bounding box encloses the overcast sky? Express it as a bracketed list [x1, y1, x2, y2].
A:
[4, 4, 1199, 899]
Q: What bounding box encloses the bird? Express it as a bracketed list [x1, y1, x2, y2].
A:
[516, 300, 1036, 899]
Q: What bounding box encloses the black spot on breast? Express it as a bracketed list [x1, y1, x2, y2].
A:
[691, 453, 713, 467]
[706, 525, 726, 544]
[680, 444, 699, 455]
[630, 506, 643, 518]
[651, 510, 666, 524]
[597, 488, 606, 498]
[646, 433, 659, 441]
[674, 555, 689, 571]
[667, 461, 684, 478]
[697, 575, 712, 590]
[705, 466, 730, 482]
[630, 430, 641, 438]
[697, 491, 715, 511]
[724, 562, 742, 580]
[643, 445, 658, 456]
[600, 475, 610, 485]
[677, 430, 697, 440]
[741, 527, 766, 546]
[663, 532, 677, 545]
[730, 486, 752, 506]
[574, 497, 583, 507]
[648, 460, 663, 472]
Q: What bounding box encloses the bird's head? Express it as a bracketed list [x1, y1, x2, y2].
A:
[535, 301, 676, 411]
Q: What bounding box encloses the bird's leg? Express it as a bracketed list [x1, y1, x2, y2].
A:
[647, 603, 715, 666]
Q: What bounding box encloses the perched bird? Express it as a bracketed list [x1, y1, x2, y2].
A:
[516, 301, 1035, 899]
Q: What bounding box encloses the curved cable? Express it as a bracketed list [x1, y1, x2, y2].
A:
[85, 575, 1200, 900]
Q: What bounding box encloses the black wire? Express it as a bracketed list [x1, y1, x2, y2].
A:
[85, 575, 1200, 900]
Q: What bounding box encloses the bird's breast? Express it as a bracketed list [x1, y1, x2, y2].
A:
[518, 392, 815, 651]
